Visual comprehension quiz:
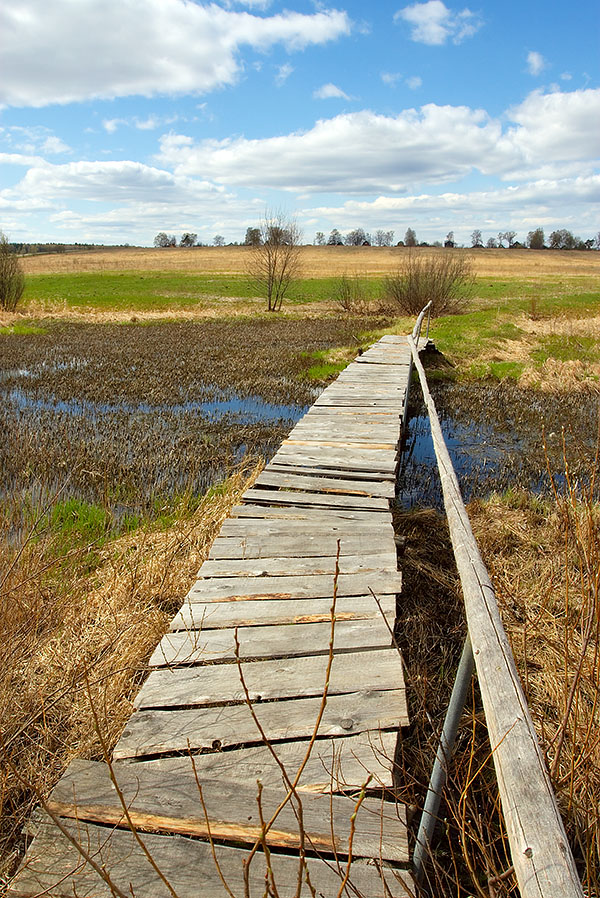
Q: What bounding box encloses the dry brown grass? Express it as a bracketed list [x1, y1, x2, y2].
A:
[0, 462, 261, 883]
[469, 474, 600, 891]
[21, 245, 600, 279]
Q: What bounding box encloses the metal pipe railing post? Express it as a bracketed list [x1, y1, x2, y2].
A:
[413, 635, 475, 884]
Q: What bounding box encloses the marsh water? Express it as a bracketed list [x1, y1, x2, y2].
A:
[398, 379, 598, 509]
[1, 320, 597, 516]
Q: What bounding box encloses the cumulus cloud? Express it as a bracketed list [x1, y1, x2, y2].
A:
[395, 1, 482, 45]
[381, 72, 402, 86]
[527, 51, 546, 76]
[157, 87, 600, 193]
[313, 83, 350, 100]
[0, 0, 351, 107]
[0, 125, 71, 156]
[303, 175, 600, 239]
[406, 75, 423, 89]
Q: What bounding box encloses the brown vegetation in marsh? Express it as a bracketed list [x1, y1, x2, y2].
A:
[21, 244, 600, 279]
[0, 463, 262, 883]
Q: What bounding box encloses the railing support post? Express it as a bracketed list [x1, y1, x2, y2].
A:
[413, 634, 475, 885]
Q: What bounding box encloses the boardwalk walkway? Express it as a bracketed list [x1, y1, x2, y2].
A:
[11, 336, 416, 897]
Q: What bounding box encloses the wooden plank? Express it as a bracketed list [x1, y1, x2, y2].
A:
[185, 569, 402, 602]
[116, 730, 399, 792]
[10, 816, 415, 897]
[218, 516, 388, 535]
[45, 760, 408, 863]
[134, 647, 403, 710]
[196, 552, 397, 579]
[115, 688, 408, 759]
[289, 422, 400, 439]
[282, 439, 397, 451]
[264, 461, 396, 481]
[272, 444, 399, 467]
[313, 397, 404, 408]
[209, 532, 397, 559]
[150, 613, 395, 667]
[170, 594, 396, 631]
[231, 503, 394, 522]
[241, 488, 390, 511]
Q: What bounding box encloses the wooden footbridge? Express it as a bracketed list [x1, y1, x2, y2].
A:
[10, 326, 583, 898]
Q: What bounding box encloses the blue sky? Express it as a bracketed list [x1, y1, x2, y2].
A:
[1, 0, 598, 246]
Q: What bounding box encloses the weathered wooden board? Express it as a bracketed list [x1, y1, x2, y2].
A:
[272, 444, 399, 466]
[115, 688, 408, 759]
[171, 594, 396, 632]
[288, 426, 400, 443]
[10, 815, 414, 897]
[150, 612, 395, 667]
[134, 647, 404, 710]
[263, 461, 396, 481]
[116, 730, 399, 791]
[209, 532, 397, 559]
[241, 488, 391, 511]
[185, 569, 402, 602]
[313, 397, 405, 408]
[283, 439, 397, 452]
[218, 516, 388, 536]
[45, 760, 408, 862]
[231, 503, 394, 522]
[254, 471, 394, 497]
[197, 552, 397, 579]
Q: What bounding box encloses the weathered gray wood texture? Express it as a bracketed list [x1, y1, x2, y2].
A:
[10, 336, 414, 898]
[11, 814, 415, 897]
[409, 335, 583, 898]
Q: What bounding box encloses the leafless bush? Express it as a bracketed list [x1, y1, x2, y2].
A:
[332, 274, 373, 313]
[248, 211, 302, 312]
[0, 233, 25, 312]
[384, 251, 474, 317]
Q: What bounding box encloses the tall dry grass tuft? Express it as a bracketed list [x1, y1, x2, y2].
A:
[0, 462, 261, 882]
[393, 508, 517, 896]
[469, 438, 600, 892]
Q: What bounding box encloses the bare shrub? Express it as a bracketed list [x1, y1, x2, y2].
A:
[332, 273, 373, 313]
[384, 251, 474, 317]
[248, 211, 302, 312]
[0, 233, 25, 312]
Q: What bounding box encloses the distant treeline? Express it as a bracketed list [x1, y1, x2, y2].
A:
[10, 242, 134, 255]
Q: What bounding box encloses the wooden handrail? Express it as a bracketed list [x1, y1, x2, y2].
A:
[407, 332, 583, 898]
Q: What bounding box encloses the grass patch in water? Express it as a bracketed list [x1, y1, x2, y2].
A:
[530, 334, 600, 365]
[0, 323, 46, 336]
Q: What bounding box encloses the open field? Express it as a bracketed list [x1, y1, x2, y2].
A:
[21, 244, 600, 279]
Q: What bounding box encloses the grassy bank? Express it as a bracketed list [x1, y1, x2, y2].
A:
[0, 464, 261, 884]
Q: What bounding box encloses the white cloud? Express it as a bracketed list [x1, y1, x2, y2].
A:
[395, 1, 482, 45]
[0, 125, 71, 156]
[303, 175, 600, 240]
[527, 51, 546, 76]
[103, 119, 125, 134]
[0, 0, 351, 107]
[313, 83, 350, 100]
[406, 76, 423, 89]
[381, 72, 402, 86]
[156, 87, 600, 194]
[41, 136, 71, 154]
[275, 64, 294, 87]
[158, 105, 501, 193]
